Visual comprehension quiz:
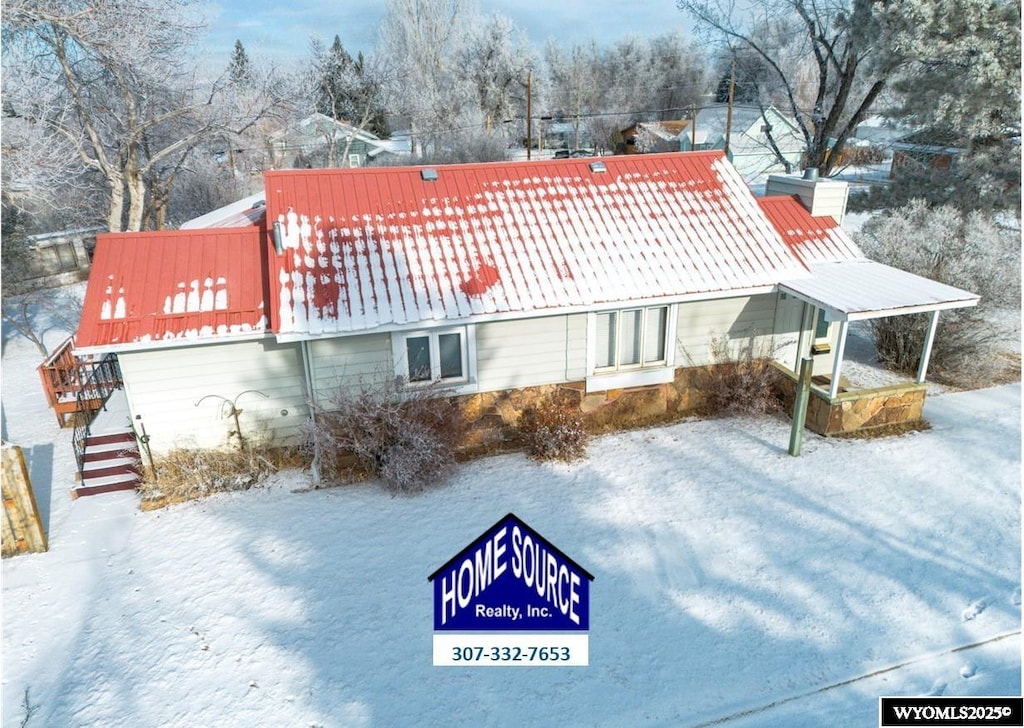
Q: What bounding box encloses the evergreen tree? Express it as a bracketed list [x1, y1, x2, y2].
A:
[228, 40, 252, 84]
[312, 36, 389, 137]
[316, 36, 355, 120]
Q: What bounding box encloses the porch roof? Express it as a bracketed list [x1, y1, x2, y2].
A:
[778, 259, 980, 322]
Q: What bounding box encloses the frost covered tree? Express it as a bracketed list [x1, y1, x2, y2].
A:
[678, 0, 920, 175]
[461, 14, 536, 138]
[311, 35, 389, 138]
[875, 0, 1021, 212]
[2, 0, 283, 232]
[855, 201, 1021, 379]
[378, 0, 478, 156]
[545, 33, 708, 151]
[544, 40, 604, 149]
[228, 40, 252, 84]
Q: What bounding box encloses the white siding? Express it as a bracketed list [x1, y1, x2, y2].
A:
[475, 314, 587, 390]
[307, 333, 392, 402]
[675, 295, 778, 366]
[119, 340, 309, 453]
[772, 292, 806, 368]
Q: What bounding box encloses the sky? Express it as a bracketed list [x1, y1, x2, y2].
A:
[2, 280, 1020, 726]
[200, 0, 695, 66]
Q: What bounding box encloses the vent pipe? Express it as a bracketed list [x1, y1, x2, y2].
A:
[802, 167, 819, 181]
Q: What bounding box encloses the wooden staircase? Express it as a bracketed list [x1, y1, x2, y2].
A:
[75, 431, 142, 498]
[71, 389, 141, 499]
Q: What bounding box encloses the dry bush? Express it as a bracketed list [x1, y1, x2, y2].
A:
[690, 335, 783, 417]
[517, 392, 588, 462]
[306, 378, 467, 494]
[139, 444, 282, 506]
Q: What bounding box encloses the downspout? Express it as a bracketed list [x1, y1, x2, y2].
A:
[301, 339, 320, 485]
[916, 310, 940, 383]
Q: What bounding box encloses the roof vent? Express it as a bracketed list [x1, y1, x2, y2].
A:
[589, 161, 607, 173]
[802, 167, 819, 181]
[420, 168, 439, 182]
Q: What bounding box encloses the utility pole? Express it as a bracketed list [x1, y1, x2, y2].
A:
[526, 71, 532, 161]
[690, 105, 697, 150]
[724, 58, 736, 158]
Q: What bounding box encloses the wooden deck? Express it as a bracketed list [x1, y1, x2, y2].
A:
[37, 337, 122, 427]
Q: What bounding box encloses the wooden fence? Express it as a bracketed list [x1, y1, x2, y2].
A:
[2, 444, 48, 557]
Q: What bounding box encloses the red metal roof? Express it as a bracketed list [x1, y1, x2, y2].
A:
[264, 152, 810, 336]
[757, 195, 863, 264]
[75, 227, 269, 351]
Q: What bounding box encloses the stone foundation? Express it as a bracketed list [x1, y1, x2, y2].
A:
[457, 365, 928, 447]
[454, 367, 723, 451]
[775, 373, 927, 436]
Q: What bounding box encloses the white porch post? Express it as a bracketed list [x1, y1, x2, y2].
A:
[916, 310, 941, 383]
[829, 320, 849, 399]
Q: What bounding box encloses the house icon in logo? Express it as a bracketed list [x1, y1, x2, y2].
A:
[428, 513, 594, 632]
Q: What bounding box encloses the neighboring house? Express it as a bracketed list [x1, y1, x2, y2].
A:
[73, 153, 978, 460]
[18, 228, 100, 289]
[545, 120, 592, 151]
[682, 105, 805, 179]
[889, 129, 966, 177]
[619, 120, 690, 154]
[269, 113, 400, 169]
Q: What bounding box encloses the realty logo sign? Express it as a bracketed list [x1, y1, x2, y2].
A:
[428, 513, 594, 632]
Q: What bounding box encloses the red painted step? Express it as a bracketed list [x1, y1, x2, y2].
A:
[84, 432, 137, 447]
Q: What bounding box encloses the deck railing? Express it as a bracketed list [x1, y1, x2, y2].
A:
[37, 337, 123, 427]
[70, 353, 123, 479]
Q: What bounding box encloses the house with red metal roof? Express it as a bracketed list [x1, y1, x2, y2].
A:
[73, 152, 978, 459]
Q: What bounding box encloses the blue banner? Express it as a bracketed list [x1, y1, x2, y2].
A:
[429, 513, 594, 631]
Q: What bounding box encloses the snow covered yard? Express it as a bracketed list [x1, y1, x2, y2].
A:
[2, 307, 1020, 727]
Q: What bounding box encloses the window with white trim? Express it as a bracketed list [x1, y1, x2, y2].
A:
[595, 306, 669, 371]
[396, 328, 469, 384]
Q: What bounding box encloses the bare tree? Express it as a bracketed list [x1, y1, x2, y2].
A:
[544, 40, 604, 149]
[3, 0, 284, 232]
[461, 13, 537, 139]
[678, 0, 912, 175]
[378, 0, 478, 156]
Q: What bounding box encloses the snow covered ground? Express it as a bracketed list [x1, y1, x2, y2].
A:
[2, 292, 1020, 727]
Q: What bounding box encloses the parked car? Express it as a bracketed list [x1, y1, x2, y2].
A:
[553, 149, 593, 159]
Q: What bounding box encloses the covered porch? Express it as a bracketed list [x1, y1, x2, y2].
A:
[777, 259, 980, 435]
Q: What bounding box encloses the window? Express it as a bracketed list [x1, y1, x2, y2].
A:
[395, 328, 472, 384]
[348, 154, 361, 168]
[595, 306, 668, 371]
[814, 309, 830, 339]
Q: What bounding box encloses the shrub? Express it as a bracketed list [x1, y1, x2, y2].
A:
[517, 392, 588, 462]
[691, 335, 783, 417]
[855, 202, 1021, 380]
[306, 378, 467, 494]
[138, 443, 283, 507]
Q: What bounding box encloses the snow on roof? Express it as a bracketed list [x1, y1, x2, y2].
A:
[779, 259, 980, 321]
[264, 152, 811, 336]
[180, 193, 266, 230]
[75, 228, 269, 352]
[757, 195, 863, 264]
